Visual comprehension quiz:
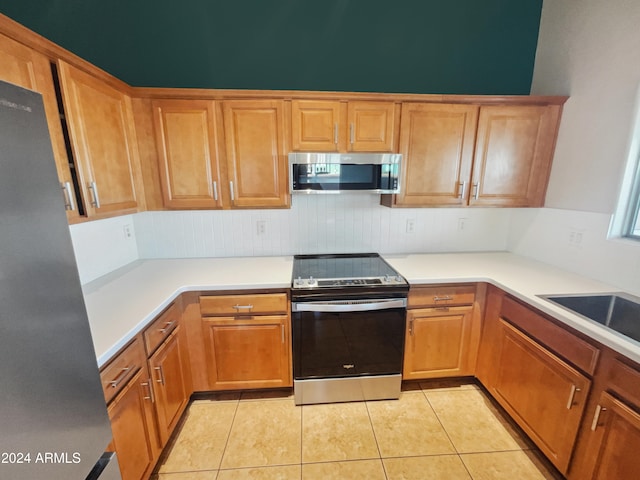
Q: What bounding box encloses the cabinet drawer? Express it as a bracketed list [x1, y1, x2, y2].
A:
[605, 357, 640, 407]
[143, 302, 180, 355]
[501, 296, 600, 375]
[408, 284, 476, 308]
[100, 336, 146, 404]
[200, 293, 288, 316]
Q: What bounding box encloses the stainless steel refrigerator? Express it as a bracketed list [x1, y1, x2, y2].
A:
[0, 80, 120, 479]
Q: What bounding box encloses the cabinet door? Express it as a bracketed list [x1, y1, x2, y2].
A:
[582, 391, 640, 480]
[395, 103, 478, 206]
[346, 101, 397, 152]
[108, 368, 159, 480]
[222, 100, 289, 208]
[403, 306, 475, 379]
[148, 327, 190, 444]
[470, 104, 561, 207]
[152, 99, 222, 208]
[0, 33, 78, 220]
[291, 100, 342, 152]
[492, 319, 590, 474]
[203, 315, 291, 390]
[58, 60, 144, 217]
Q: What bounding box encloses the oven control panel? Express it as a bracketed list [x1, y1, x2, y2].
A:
[292, 275, 406, 289]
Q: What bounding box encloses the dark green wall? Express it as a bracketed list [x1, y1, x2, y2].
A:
[0, 0, 543, 94]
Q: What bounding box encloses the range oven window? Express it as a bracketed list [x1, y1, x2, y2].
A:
[292, 299, 406, 380]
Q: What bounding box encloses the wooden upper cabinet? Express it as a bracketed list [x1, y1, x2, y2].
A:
[57, 60, 144, 217]
[394, 103, 479, 206]
[222, 100, 289, 208]
[0, 33, 79, 221]
[470, 104, 561, 207]
[347, 101, 397, 152]
[291, 100, 342, 151]
[152, 99, 222, 209]
[291, 99, 397, 152]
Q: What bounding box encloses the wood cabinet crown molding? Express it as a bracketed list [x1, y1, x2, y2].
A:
[133, 85, 568, 106]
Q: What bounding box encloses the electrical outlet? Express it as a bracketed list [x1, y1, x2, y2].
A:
[568, 228, 584, 247]
[458, 218, 468, 231]
[257, 220, 266, 235]
[123, 224, 132, 239]
[406, 219, 415, 233]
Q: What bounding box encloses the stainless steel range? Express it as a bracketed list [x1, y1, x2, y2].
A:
[291, 253, 409, 405]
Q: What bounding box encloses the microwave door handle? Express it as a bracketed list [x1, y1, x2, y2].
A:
[292, 299, 406, 313]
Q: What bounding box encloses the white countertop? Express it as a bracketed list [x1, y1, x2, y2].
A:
[84, 252, 640, 367]
[83, 256, 293, 366]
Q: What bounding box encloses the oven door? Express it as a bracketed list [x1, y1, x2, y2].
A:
[291, 298, 406, 380]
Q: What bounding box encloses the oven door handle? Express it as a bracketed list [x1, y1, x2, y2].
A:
[292, 298, 407, 313]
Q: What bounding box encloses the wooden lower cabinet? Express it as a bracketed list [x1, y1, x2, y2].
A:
[403, 306, 476, 379]
[202, 315, 291, 390]
[491, 319, 590, 474]
[148, 326, 190, 445]
[579, 391, 640, 479]
[403, 284, 480, 380]
[107, 367, 159, 480]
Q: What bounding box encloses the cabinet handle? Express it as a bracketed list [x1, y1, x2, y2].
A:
[409, 319, 414, 336]
[334, 123, 338, 144]
[158, 321, 176, 334]
[566, 384, 581, 409]
[141, 378, 155, 403]
[154, 366, 165, 386]
[229, 181, 235, 201]
[590, 405, 607, 431]
[433, 296, 453, 302]
[458, 181, 467, 200]
[61, 182, 76, 211]
[349, 123, 355, 145]
[88, 181, 101, 208]
[108, 366, 132, 389]
[472, 182, 479, 200]
[213, 181, 218, 201]
[233, 304, 254, 311]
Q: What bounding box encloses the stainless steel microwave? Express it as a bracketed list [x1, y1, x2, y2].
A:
[289, 152, 402, 194]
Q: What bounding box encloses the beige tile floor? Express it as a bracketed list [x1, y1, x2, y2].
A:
[151, 380, 563, 480]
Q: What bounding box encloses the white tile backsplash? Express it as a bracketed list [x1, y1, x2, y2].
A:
[68, 200, 640, 294]
[133, 195, 512, 259]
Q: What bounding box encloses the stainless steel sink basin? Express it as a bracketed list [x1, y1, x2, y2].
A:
[540, 293, 640, 343]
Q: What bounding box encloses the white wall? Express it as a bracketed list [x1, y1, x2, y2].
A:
[531, 0, 640, 213]
[501, 0, 640, 295]
[69, 214, 139, 284]
[508, 208, 640, 295]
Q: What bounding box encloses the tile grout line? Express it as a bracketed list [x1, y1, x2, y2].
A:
[363, 399, 391, 480]
[214, 397, 241, 477]
[300, 403, 304, 479]
[419, 387, 477, 479]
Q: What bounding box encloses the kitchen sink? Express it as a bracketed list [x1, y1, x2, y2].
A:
[540, 293, 640, 343]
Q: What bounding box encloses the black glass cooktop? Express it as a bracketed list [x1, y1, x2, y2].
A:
[292, 253, 399, 281]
